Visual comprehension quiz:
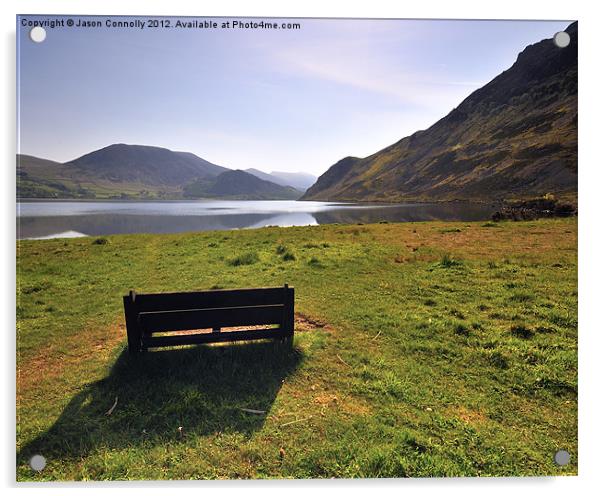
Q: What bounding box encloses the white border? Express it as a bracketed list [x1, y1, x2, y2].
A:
[3, 1, 601, 495]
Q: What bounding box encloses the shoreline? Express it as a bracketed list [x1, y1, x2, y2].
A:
[17, 216, 567, 242]
[16, 197, 499, 206]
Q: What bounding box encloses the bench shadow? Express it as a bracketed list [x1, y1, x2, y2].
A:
[18, 340, 303, 463]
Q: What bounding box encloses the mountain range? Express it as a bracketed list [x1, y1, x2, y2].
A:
[302, 22, 578, 203]
[17, 144, 310, 200]
[245, 169, 317, 192]
[183, 169, 301, 200]
[18, 24, 577, 204]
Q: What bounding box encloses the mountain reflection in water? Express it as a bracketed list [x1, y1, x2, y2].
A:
[17, 200, 496, 239]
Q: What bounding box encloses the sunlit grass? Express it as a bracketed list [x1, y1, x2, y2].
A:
[16, 218, 577, 480]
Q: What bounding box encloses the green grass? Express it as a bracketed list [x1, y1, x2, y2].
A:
[16, 218, 577, 480]
[228, 251, 260, 266]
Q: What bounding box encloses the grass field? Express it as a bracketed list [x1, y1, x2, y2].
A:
[16, 218, 577, 480]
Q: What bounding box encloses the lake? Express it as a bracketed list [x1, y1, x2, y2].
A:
[16, 200, 496, 239]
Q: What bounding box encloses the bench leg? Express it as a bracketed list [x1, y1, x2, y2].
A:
[124, 292, 142, 354]
[281, 334, 293, 350]
[127, 337, 142, 354]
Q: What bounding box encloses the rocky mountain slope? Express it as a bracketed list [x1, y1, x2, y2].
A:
[302, 22, 577, 203]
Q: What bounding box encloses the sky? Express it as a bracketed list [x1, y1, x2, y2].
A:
[17, 16, 571, 175]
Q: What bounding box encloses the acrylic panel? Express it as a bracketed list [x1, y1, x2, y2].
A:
[16, 15, 577, 480]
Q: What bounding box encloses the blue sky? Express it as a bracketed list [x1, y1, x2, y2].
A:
[17, 17, 571, 175]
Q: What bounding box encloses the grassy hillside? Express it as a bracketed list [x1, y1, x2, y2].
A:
[18, 154, 183, 200]
[17, 144, 228, 200]
[184, 169, 302, 200]
[16, 219, 577, 480]
[17, 155, 93, 199]
[303, 23, 577, 203]
[18, 148, 303, 201]
[65, 144, 227, 186]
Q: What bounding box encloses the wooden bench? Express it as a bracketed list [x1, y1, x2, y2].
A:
[123, 285, 294, 353]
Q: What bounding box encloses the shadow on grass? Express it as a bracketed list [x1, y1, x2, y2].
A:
[18, 340, 303, 463]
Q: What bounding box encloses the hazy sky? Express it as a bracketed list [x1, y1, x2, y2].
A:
[17, 17, 570, 175]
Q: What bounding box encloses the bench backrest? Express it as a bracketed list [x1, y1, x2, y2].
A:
[123, 285, 294, 352]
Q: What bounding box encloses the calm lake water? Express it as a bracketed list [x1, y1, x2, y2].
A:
[17, 200, 496, 239]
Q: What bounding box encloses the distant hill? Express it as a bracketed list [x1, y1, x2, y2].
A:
[17, 144, 313, 200]
[245, 168, 316, 191]
[18, 144, 229, 199]
[17, 155, 63, 170]
[302, 22, 577, 203]
[17, 155, 83, 198]
[245, 168, 284, 185]
[269, 171, 316, 191]
[184, 170, 302, 200]
[65, 144, 227, 186]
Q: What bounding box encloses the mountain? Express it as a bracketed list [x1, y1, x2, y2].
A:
[245, 168, 284, 184]
[302, 22, 577, 203]
[245, 168, 317, 191]
[17, 155, 81, 198]
[17, 144, 229, 199]
[183, 170, 302, 200]
[269, 171, 317, 191]
[65, 144, 227, 186]
[17, 155, 62, 170]
[17, 144, 313, 200]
